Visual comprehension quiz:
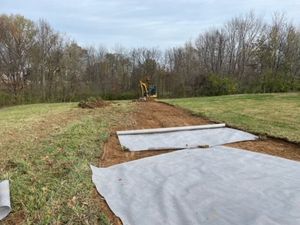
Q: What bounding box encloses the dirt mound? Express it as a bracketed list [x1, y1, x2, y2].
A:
[78, 97, 108, 109]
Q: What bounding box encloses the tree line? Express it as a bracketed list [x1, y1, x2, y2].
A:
[0, 12, 299, 106]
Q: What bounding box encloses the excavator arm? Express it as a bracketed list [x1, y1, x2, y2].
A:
[140, 81, 149, 97]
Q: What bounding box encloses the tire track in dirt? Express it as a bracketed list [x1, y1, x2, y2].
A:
[98, 101, 300, 225]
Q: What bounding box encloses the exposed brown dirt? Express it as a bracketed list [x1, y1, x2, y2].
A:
[3, 210, 26, 225]
[228, 139, 300, 161]
[100, 102, 210, 168]
[78, 98, 109, 109]
[97, 101, 300, 225]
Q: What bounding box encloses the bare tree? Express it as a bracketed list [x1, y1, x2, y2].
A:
[0, 15, 36, 102]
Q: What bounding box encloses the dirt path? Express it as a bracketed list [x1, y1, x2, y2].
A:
[98, 101, 300, 225]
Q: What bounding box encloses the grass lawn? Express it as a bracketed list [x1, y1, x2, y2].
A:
[163, 92, 300, 143]
[0, 102, 132, 224]
[1, 93, 299, 224]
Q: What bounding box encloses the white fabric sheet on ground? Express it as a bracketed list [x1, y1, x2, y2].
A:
[91, 146, 300, 225]
[0, 180, 11, 220]
[117, 124, 257, 151]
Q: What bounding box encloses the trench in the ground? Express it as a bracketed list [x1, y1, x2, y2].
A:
[97, 101, 300, 225]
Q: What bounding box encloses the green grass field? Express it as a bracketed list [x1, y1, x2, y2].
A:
[1, 93, 299, 224]
[163, 92, 300, 143]
[0, 102, 132, 224]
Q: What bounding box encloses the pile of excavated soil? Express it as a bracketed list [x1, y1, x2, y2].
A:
[78, 98, 109, 109]
[97, 101, 300, 225]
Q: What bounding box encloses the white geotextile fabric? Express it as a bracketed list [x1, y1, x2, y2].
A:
[91, 146, 300, 225]
[117, 125, 257, 151]
[0, 180, 11, 220]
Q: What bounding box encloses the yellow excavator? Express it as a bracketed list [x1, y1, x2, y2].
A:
[139, 77, 157, 101]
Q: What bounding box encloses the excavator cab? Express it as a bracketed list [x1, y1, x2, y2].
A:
[148, 85, 157, 97]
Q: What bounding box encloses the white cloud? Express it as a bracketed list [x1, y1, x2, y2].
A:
[0, 0, 300, 49]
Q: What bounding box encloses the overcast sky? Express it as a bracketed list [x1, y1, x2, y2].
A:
[1, 0, 300, 49]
